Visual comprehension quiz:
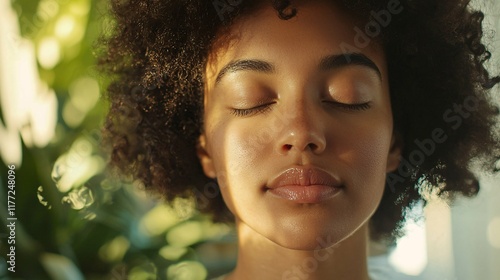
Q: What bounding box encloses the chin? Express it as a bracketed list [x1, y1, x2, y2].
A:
[262, 222, 354, 251]
[270, 236, 342, 251]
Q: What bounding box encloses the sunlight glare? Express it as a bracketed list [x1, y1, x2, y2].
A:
[389, 213, 428, 275]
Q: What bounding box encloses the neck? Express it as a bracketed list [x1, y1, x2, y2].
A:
[226, 222, 371, 280]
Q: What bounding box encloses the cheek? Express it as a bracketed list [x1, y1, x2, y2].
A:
[336, 114, 393, 205]
[208, 121, 269, 211]
[211, 112, 286, 174]
[212, 122, 264, 174]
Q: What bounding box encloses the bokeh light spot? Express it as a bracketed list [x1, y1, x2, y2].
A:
[55, 15, 76, 39]
[30, 87, 58, 147]
[166, 261, 207, 280]
[167, 221, 203, 247]
[37, 37, 60, 69]
[62, 101, 85, 127]
[139, 204, 180, 237]
[0, 126, 22, 166]
[487, 217, 500, 249]
[69, 76, 100, 113]
[159, 246, 188, 261]
[99, 236, 130, 263]
[51, 135, 104, 192]
[128, 263, 157, 280]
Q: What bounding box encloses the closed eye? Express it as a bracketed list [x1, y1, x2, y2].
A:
[231, 102, 275, 117]
[323, 101, 372, 111]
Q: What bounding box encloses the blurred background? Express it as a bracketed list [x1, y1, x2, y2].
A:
[0, 0, 498, 279]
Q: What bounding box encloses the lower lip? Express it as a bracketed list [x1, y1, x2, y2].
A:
[267, 185, 341, 203]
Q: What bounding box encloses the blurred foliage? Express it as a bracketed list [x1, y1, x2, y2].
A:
[0, 0, 236, 279]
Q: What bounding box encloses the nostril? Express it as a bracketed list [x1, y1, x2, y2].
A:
[284, 144, 293, 150]
[308, 143, 318, 151]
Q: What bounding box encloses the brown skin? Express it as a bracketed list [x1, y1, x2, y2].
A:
[198, 1, 402, 279]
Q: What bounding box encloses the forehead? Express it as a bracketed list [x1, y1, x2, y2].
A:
[205, 1, 386, 89]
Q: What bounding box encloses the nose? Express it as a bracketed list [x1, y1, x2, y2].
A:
[276, 104, 327, 155]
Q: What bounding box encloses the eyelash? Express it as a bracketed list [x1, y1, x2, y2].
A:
[324, 101, 372, 111]
[231, 103, 274, 117]
[230, 101, 371, 117]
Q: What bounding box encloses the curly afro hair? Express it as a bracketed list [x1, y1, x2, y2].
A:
[99, 0, 500, 241]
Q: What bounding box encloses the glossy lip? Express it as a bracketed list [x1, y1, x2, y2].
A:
[265, 166, 343, 203]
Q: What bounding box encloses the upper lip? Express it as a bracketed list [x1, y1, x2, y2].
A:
[267, 166, 342, 189]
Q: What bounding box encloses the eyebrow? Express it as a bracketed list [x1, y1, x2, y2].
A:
[215, 59, 275, 84]
[319, 53, 381, 79]
[214, 52, 381, 85]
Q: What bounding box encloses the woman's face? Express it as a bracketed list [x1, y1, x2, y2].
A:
[198, 1, 401, 250]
